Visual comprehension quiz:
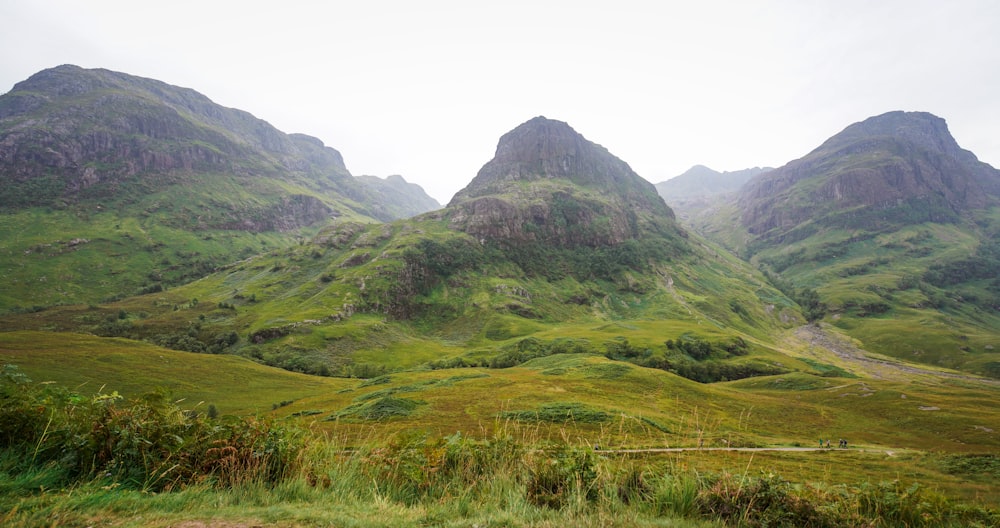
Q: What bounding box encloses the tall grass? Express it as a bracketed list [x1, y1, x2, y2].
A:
[2, 368, 997, 527]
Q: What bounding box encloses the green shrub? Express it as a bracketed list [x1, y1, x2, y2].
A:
[500, 402, 611, 424]
[525, 445, 599, 509]
[0, 367, 305, 491]
[698, 472, 836, 527]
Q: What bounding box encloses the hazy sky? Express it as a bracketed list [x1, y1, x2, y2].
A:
[2, 1, 998, 204]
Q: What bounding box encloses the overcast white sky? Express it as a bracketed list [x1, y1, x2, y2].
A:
[2, 1, 998, 204]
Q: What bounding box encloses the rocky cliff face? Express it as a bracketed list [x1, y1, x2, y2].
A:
[0, 66, 348, 190]
[738, 111, 1000, 241]
[448, 116, 680, 248]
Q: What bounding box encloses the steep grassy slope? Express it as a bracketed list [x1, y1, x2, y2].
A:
[0, 210, 799, 379]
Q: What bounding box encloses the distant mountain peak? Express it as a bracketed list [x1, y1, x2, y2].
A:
[655, 165, 770, 203]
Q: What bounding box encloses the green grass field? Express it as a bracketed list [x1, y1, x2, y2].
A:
[2, 329, 998, 527]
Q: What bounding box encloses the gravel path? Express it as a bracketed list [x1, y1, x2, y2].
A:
[794, 324, 999, 386]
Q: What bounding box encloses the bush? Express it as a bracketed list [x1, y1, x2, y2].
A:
[0, 367, 306, 491]
[698, 472, 836, 527]
[0, 365, 47, 449]
[526, 446, 599, 509]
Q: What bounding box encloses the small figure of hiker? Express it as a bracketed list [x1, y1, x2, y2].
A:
[839, 439, 848, 449]
[825, 439, 831, 448]
[819, 438, 824, 448]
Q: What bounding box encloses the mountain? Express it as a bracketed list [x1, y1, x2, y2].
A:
[739, 111, 1000, 245]
[354, 174, 441, 219]
[1, 116, 801, 381]
[655, 165, 770, 201]
[0, 64, 436, 223]
[449, 116, 680, 249]
[654, 165, 771, 227]
[0, 65, 438, 311]
[691, 111, 1000, 377]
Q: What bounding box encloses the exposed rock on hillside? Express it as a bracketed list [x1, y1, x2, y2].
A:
[738, 111, 1000, 242]
[448, 116, 681, 248]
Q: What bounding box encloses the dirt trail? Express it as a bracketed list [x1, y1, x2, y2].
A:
[604, 446, 892, 454]
[793, 324, 999, 386]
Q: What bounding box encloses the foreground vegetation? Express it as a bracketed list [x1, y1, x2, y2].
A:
[2, 364, 997, 527]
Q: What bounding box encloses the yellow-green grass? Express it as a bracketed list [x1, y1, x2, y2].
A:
[0, 331, 351, 415]
[730, 374, 1000, 452]
[831, 309, 1000, 371]
[640, 449, 1000, 505]
[4, 329, 1000, 518]
[5, 329, 996, 455]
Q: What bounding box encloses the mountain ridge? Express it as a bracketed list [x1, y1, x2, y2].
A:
[0, 64, 439, 223]
[655, 165, 771, 201]
[1, 115, 801, 382]
[685, 110, 1000, 376]
[738, 111, 1000, 243]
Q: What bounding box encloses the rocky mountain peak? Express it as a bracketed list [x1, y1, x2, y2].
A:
[828, 111, 956, 153]
[446, 117, 680, 248]
[451, 116, 663, 206]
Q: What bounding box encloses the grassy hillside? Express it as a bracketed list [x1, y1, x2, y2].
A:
[0, 331, 346, 415]
[684, 113, 1000, 378]
[3, 330, 996, 455]
[0, 210, 805, 383]
[751, 215, 1000, 375]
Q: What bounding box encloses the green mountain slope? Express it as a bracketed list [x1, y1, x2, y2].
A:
[0, 65, 438, 312]
[695, 111, 1000, 377]
[2, 117, 803, 381]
